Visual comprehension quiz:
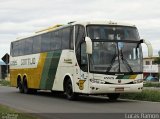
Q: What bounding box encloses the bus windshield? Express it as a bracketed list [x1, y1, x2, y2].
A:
[87, 25, 143, 74]
[87, 25, 139, 41]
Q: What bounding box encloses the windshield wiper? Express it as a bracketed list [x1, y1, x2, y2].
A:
[106, 54, 117, 73]
[106, 49, 133, 73]
[119, 50, 133, 73]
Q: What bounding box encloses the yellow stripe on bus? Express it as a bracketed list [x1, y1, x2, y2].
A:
[129, 75, 137, 79]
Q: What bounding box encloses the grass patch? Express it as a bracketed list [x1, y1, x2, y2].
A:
[144, 82, 160, 87]
[120, 90, 160, 102]
[0, 104, 39, 119]
[0, 80, 10, 86]
[0, 104, 16, 113]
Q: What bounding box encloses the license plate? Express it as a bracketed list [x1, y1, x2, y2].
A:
[115, 87, 124, 92]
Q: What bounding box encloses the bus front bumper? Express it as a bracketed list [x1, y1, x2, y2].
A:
[89, 83, 143, 94]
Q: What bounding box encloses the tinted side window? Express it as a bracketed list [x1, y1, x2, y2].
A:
[25, 38, 33, 55]
[10, 43, 13, 56]
[75, 25, 86, 70]
[33, 35, 41, 53]
[53, 30, 62, 50]
[50, 26, 73, 50]
[70, 26, 74, 49]
[12, 40, 25, 56]
[18, 41, 21, 56]
[18, 40, 25, 56]
[41, 33, 51, 52]
[12, 42, 15, 56]
[50, 32, 56, 50]
[75, 25, 85, 51]
[80, 42, 88, 71]
[62, 28, 70, 49]
[50, 30, 62, 50]
[13, 41, 19, 56]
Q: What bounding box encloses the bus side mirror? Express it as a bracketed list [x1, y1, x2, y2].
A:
[85, 37, 92, 54]
[142, 39, 153, 57]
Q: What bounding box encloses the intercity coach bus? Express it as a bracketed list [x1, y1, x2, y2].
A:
[10, 21, 153, 100]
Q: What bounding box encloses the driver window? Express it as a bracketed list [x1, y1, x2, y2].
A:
[80, 42, 88, 72]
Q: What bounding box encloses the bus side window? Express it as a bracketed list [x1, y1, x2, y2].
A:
[41, 33, 51, 52]
[62, 28, 70, 49]
[50, 32, 56, 50]
[61, 26, 74, 50]
[11, 42, 16, 56]
[33, 35, 41, 54]
[18, 40, 25, 56]
[55, 30, 62, 50]
[75, 25, 87, 72]
[80, 42, 88, 71]
[10, 43, 13, 56]
[70, 26, 74, 49]
[25, 38, 33, 55]
[14, 41, 19, 56]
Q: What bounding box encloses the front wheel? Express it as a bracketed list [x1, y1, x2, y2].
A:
[107, 93, 120, 101]
[64, 79, 77, 100]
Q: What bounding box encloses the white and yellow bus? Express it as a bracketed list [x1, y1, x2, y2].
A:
[10, 21, 153, 100]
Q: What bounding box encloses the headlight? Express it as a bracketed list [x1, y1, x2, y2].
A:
[133, 79, 143, 84]
[90, 79, 105, 84]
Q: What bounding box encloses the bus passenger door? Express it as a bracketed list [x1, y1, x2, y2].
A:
[75, 42, 89, 93]
[74, 25, 89, 93]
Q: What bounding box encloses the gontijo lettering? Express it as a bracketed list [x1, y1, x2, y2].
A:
[21, 58, 36, 65]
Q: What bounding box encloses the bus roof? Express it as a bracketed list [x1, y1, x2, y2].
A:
[13, 20, 136, 42]
[72, 20, 136, 27]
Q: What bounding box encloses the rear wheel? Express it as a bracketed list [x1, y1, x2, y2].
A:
[23, 79, 30, 94]
[23, 77, 35, 94]
[18, 80, 24, 93]
[64, 79, 77, 100]
[107, 93, 120, 101]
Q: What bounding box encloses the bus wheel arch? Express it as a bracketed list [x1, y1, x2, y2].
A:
[63, 75, 71, 90]
[63, 75, 77, 100]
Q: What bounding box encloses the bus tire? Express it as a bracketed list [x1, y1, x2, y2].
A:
[17, 78, 24, 93]
[107, 93, 120, 101]
[64, 79, 77, 100]
[23, 77, 30, 94]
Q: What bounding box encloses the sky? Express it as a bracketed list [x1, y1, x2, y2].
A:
[0, 0, 160, 59]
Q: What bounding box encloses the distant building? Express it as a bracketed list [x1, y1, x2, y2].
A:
[0, 60, 7, 79]
[143, 56, 160, 79]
